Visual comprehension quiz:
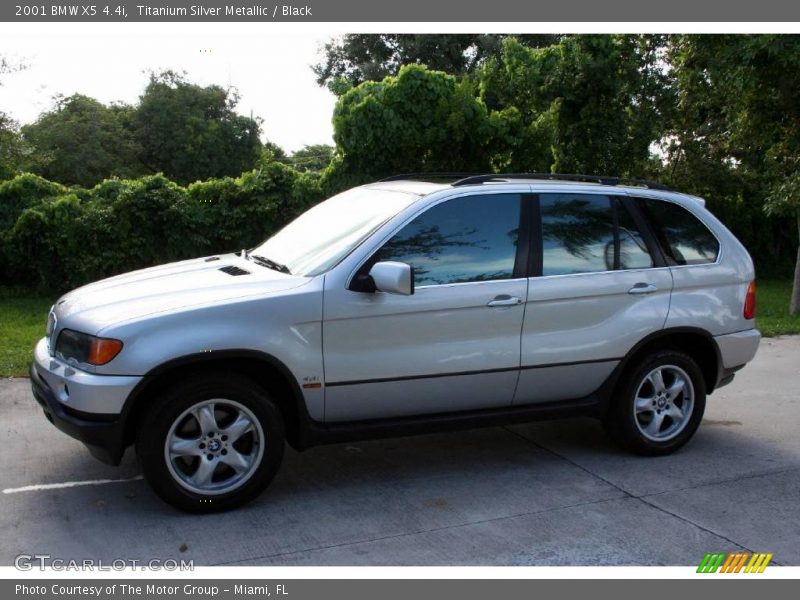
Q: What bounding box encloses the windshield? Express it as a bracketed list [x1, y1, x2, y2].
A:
[251, 186, 421, 276]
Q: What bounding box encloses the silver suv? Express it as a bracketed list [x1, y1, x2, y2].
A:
[30, 174, 761, 512]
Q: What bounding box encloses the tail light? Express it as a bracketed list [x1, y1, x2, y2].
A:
[743, 281, 756, 320]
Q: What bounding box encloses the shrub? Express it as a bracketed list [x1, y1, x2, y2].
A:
[331, 65, 495, 177]
[0, 173, 68, 232]
[5, 194, 86, 290]
[2, 165, 324, 293]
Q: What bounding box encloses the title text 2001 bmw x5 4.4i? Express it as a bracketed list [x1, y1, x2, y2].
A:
[31, 173, 761, 511]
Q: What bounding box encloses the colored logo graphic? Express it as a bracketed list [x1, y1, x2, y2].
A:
[697, 552, 773, 573]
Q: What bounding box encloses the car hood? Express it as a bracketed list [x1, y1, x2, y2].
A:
[54, 254, 311, 334]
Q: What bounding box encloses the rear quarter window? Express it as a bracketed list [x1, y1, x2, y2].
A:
[637, 198, 719, 265]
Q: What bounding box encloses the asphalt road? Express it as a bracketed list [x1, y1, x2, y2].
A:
[1, 336, 799, 566]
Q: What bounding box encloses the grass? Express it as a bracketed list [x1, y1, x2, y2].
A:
[0, 280, 798, 378]
[755, 279, 800, 337]
[0, 288, 55, 378]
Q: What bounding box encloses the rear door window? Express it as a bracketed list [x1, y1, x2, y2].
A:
[540, 194, 616, 276]
[538, 194, 655, 276]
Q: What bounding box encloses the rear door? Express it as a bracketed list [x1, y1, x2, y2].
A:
[514, 191, 673, 405]
[323, 191, 529, 421]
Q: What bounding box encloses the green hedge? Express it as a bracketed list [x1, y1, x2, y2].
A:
[0, 161, 792, 294]
[0, 163, 324, 293]
[0, 173, 69, 232]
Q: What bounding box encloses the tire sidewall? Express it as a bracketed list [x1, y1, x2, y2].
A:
[137, 374, 285, 512]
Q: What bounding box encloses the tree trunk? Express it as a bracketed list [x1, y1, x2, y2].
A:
[791, 210, 800, 317]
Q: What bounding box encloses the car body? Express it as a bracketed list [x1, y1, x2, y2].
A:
[31, 174, 761, 511]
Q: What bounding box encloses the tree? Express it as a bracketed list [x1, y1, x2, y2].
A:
[0, 113, 30, 180]
[551, 35, 673, 176]
[327, 37, 674, 186]
[288, 144, 334, 172]
[766, 173, 800, 315]
[330, 64, 495, 179]
[478, 35, 674, 176]
[261, 141, 287, 163]
[314, 34, 559, 93]
[21, 94, 143, 187]
[0, 55, 30, 180]
[134, 71, 262, 184]
[668, 35, 800, 314]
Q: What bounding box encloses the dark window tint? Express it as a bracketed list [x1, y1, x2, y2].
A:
[540, 194, 616, 276]
[617, 201, 654, 270]
[377, 194, 520, 286]
[638, 199, 719, 265]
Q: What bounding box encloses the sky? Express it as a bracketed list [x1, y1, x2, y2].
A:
[0, 30, 337, 153]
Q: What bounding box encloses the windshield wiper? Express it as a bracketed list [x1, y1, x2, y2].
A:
[249, 254, 291, 274]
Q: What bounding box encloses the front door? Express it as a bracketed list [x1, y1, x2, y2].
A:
[323, 192, 528, 421]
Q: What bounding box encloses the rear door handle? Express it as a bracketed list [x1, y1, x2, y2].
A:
[628, 282, 658, 295]
[487, 294, 522, 307]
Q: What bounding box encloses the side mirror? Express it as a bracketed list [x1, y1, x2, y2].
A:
[368, 261, 414, 296]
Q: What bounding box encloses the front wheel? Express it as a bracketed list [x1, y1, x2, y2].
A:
[604, 351, 706, 456]
[136, 373, 285, 512]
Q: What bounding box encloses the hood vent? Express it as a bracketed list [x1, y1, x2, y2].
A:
[204, 256, 221, 262]
[218, 265, 251, 276]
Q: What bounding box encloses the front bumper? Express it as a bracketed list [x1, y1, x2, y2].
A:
[30, 363, 126, 465]
[30, 338, 142, 465]
[32, 338, 140, 413]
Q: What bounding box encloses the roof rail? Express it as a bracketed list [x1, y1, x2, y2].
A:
[451, 173, 673, 191]
[379, 172, 481, 183]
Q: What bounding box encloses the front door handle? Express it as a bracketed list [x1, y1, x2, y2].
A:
[628, 282, 658, 295]
[487, 294, 522, 307]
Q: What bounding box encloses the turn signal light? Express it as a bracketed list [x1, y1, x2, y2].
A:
[88, 338, 124, 365]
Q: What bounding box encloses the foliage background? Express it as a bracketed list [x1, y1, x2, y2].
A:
[1, 34, 798, 308]
[0, 166, 322, 292]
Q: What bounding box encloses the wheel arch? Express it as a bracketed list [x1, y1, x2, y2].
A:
[120, 350, 314, 452]
[607, 327, 721, 403]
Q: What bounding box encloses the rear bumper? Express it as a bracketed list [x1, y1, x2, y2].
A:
[714, 328, 761, 369]
[713, 328, 761, 390]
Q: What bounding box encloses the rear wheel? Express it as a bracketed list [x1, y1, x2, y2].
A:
[604, 350, 706, 456]
[136, 373, 285, 512]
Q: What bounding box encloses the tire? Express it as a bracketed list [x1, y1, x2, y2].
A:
[603, 350, 706, 456]
[136, 372, 285, 513]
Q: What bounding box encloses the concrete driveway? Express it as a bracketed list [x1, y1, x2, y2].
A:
[1, 336, 798, 566]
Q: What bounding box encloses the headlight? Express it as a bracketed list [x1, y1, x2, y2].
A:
[55, 329, 124, 366]
[45, 306, 56, 338]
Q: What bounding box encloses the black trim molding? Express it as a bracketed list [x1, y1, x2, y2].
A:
[325, 357, 622, 387]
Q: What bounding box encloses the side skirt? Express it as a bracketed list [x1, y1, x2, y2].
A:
[293, 395, 606, 450]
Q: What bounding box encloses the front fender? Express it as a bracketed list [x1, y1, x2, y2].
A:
[95, 278, 325, 420]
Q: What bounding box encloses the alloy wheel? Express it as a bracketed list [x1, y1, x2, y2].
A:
[633, 365, 695, 442]
[164, 399, 265, 495]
